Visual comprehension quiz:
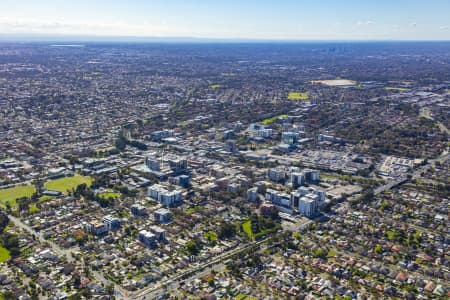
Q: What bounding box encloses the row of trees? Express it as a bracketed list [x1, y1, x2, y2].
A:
[115, 129, 148, 152]
[0, 212, 20, 258]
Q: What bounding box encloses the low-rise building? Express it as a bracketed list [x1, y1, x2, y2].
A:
[149, 226, 166, 241]
[131, 204, 147, 216]
[85, 221, 108, 236]
[154, 208, 172, 223]
[138, 230, 156, 248]
[249, 124, 273, 138]
[281, 132, 299, 146]
[268, 168, 286, 182]
[247, 187, 258, 202]
[102, 215, 121, 231]
[266, 189, 291, 209]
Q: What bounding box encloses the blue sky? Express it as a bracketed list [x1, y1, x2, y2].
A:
[0, 0, 449, 40]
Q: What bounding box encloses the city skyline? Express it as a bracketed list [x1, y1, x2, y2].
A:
[0, 0, 450, 41]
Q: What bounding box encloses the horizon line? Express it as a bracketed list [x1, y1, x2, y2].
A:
[1, 33, 450, 44]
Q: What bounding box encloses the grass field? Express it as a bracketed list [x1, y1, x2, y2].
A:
[98, 192, 121, 200]
[95, 146, 115, 153]
[260, 114, 288, 125]
[0, 246, 11, 263]
[287, 92, 309, 100]
[0, 185, 36, 208]
[39, 195, 55, 203]
[242, 220, 254, 240]
[209, 84, 223, 90]
[44, 174, 92, 194]
[236, 294, 258, 300]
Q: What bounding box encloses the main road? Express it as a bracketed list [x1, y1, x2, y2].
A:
[7, 214, 77, 263]
[126, 151, 450, 299]
[7, 149, 448, 299]
[7, 214, 128, 297]
[374, 150, 449, 196]
[132, 220, 314, 300]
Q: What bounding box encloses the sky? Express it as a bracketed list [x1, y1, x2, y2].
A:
[0, 0, 449, 41]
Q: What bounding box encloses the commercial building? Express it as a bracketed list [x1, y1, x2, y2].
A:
[167, 156, 188, 175]
[138, 153, 189, 180]
[318, 134, 343, 144]
[150, 129, 174, 141]
[303, 169, 321, 183]
[179, 174, 190, 187]
[145, 156, 161, 172]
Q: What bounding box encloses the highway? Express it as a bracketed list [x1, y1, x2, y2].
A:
[374, 151, 449, 196]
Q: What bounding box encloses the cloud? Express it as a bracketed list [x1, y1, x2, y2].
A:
[356, 20, 375, 27]
[0, 18, 186, 37]
[410, 22, 417, 27]
[439, 26, 449, 30]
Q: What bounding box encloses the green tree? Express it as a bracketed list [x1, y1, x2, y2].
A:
[218, 222, 236, 239]
[185, 240, 200, 256]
